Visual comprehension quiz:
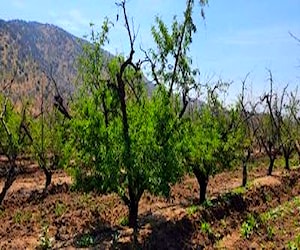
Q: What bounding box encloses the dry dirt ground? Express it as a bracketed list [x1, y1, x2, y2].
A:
[0, 157, 299, 249]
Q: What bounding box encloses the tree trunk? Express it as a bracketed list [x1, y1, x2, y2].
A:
[242, 161, 247, 187]
[282, 147, 291, 171]
[193, 167, 209, 204]
[40, 157, 52, 190]
[0, 164, 16, 205]
[242, 149, 251, 187]
[284, 155, 290, 171]
[42, 167, 52, 190]
[128, 198, 139, 229]
[199, 177, 209, 204]
[268, 157, 275, 176]
[295, 140, 300, 162]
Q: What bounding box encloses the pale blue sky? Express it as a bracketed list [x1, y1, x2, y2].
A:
[1, 0, 300, 101]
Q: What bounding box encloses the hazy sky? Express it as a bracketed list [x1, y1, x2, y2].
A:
[1, 0, 300, 101]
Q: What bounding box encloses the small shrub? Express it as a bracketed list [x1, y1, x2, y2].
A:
[119, 216, 129, 227]
[232, 186, 246, 195]
[13, 210, 32, 224]
[220, 219, 227, 229]
[266, 226, 275, 240]
[289, 234, 300, 248]
[186, 205, 198, 216]
[264, 192, 272, 202]
[13, 211, 22, 224]
[287, 241, 298, 250]
[241, 214, 258, 239]
[54, 201, 67, 217]
[76, 234, 94, 247]
[200, 221, 213, 235]
[202, 199, 213, 208]
[293, 196, 300, 207]
[38, 224, 52, 250]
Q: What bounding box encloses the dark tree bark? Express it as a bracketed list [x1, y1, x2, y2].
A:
[242, 149, 251, 187]
[128, 196, 139, 229]
[282, 145, 293, 171]
[242, 161, 248, 187]
[39, 155, 52, 190]
[284, 154, 290, 171]
[193, 167, 209, 204]
[122, 186, 143, 234]
[0, 163, 16, 205]
[268, 156, 275, 176]
[43, 167, 52, 189]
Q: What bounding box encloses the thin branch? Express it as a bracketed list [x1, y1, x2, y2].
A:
[168, 0, 193, 98]
[289, 31, 300, 44]
[140, 47, 161, 86]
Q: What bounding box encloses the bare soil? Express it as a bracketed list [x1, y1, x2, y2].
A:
[0, 158, 299, 249]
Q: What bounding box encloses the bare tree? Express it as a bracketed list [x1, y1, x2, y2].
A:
[257, 70, 285, 175]
[238, 74, 259, 186]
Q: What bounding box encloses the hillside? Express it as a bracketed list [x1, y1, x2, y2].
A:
[0, 19, 155, 109]
[0, 19, 89, 107]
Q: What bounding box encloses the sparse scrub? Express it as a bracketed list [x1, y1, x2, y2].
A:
[200, 221, 213, 236]
[241, 214, 259, 239]
[13, 210, 32, 224]
[186, 204, 199, 216]
[76, 233, 95, 248]
[54, 201, 67, 217]
[287, 234, 300, 250]
[38, 223, 52, 250]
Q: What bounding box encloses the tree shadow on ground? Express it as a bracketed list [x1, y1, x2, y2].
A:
[71, 192, 248, 250]
[71, 211, 195, 250]
[70, 169, 300, 249]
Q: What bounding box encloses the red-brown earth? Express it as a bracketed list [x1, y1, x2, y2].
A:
[0, 156, 299, 249]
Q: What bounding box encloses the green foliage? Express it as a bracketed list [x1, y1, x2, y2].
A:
[266, 225, 275, 240]
[54, 201, 67, 217]
[241, 214, 259, 239]
[184, 89, 243, 180]
[38, 224, 52, 250]
[287, 234, 300, 250]
[186, 204, 199, 216]
[0, 95, 29, 158]
[232, 186, 246, 195]
[149, 0, 199, 100]
[29, 105, 67, 171]
[68, 84, 184, 195]
[200, 221, 214, 238]
[13, 210, 32, 224]
[119, 216, 129, 226]
[66, 0, 200, 230]
[0, 208, 5, 218]
[76, 234, 95, 247]
[202, 199, 213, 208]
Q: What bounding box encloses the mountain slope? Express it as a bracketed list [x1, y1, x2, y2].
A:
[0, 19, 155, 108]
[0, 19, 88, 105]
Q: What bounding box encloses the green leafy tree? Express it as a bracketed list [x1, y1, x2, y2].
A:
[0, 94, 30, 204]
[28, 77, 68, 190]
[185, 86, 243, 203]
[67, 0, 204, 230]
